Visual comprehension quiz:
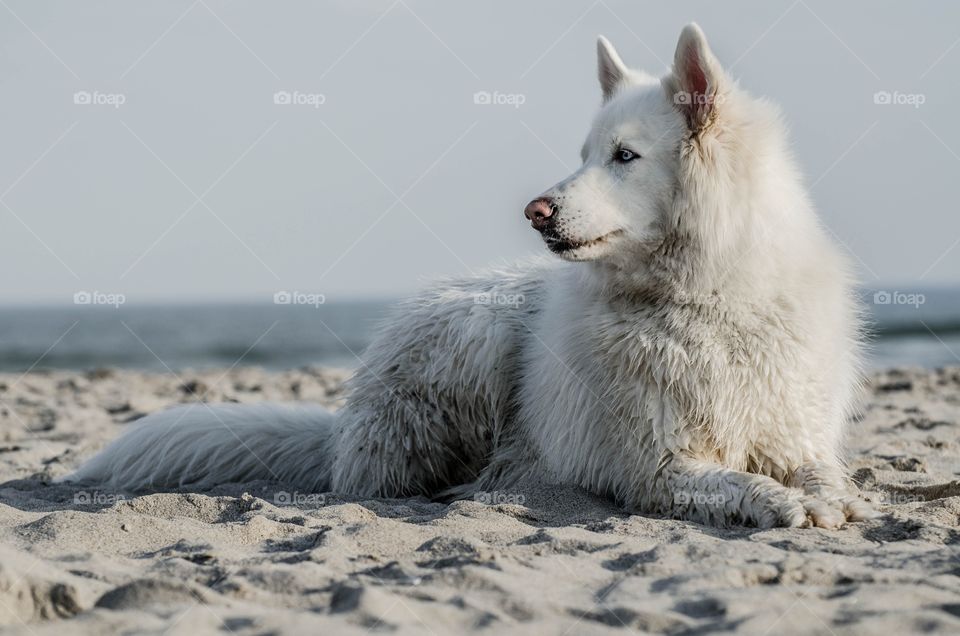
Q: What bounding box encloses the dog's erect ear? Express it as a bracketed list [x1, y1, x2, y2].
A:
[669, 23, 725, 131]
[597, 36, 629, 102]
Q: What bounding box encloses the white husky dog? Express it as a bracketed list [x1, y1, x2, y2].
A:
[67, 24, 874, 528]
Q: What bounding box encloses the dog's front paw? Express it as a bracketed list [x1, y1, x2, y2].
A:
[800, 495, 878, 529]
[799, 496, 847, 529]
[753, 490, 877, 529]
[836, 494, 879, 522]
[752, 491, 807, 528]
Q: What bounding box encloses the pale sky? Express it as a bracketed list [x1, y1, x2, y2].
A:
[1, 0, 958, 303]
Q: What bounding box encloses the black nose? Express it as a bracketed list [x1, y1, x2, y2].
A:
[524, 197, 556, 231]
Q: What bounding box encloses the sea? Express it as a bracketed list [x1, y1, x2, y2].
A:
[0, 287, 958, 374]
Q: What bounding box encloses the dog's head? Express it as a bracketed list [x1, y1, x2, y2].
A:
[524, 24, 729, 264]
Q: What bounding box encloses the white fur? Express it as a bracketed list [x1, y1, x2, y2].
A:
[65, 24, 874, 528]
[67, 403, 336, 491]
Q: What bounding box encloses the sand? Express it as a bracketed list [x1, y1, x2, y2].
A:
[0, 366, 958, 635]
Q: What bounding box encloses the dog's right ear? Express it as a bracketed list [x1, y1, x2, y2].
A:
[597, 36, 629, 102]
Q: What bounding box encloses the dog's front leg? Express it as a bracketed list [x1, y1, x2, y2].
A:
[658, 457, 853, 528]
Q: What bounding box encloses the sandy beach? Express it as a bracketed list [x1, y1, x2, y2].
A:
[0, 366, 958, 634]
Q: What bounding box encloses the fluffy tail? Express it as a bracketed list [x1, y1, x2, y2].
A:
[62, 402, 337, 493]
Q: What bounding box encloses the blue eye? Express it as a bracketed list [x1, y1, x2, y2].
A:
[614, 147, 640, 163]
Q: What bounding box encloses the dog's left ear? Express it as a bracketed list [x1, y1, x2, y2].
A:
[668, 23, 726, 132]
[597, 36, 629, 102]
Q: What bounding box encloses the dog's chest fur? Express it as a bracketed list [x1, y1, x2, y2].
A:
[518, 278, 825, 501]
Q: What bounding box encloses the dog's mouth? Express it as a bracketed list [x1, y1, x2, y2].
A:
[544, 230, 625, 255]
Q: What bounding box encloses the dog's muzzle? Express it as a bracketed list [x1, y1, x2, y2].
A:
[523, 197, 557, 233]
